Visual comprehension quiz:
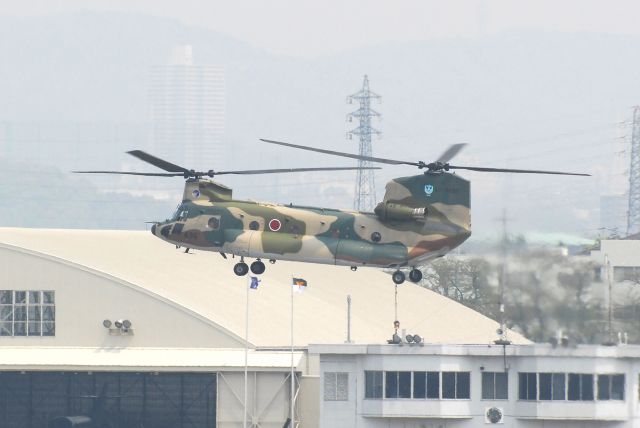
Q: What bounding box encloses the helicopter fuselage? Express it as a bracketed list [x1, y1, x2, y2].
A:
[151, 173, 471, 269]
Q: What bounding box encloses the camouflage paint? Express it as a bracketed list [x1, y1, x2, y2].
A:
[152, 173, 471, 268]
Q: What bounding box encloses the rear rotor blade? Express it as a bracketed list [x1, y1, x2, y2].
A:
[73, 171, 183, 177]
[436, 143, 467, 163]
[127, 150, 190, 173]
[447, 165, 590, 176]
[261, 139, 419, 167]
[215, 166, 381, 175]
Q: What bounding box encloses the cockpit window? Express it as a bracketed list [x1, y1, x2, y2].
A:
[171, 205, 189, 221]
[208, 216, 221, 230]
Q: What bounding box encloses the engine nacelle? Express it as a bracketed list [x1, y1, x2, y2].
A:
[374, 202, 427, 222]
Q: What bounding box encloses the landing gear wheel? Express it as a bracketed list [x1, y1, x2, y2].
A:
[392, 270, 406, 285]
[233, 262, 249, 276]
[409, 268, 423, 283]
[250, 260, 266, 275]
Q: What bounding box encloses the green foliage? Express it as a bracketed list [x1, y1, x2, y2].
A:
[419, 250, 611, 344]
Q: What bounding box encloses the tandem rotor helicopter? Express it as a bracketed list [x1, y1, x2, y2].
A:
[75, 140, 588, 284]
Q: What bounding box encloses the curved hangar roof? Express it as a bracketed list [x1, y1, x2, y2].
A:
[0, 228, 529, 347]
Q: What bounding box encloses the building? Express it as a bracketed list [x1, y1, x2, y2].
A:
[148, 45, 225, 169]
[4, 228, 640, 427]
[0, 227, 525, 428]
[315, 343, 640, 427]
[591, 237, 640, 291]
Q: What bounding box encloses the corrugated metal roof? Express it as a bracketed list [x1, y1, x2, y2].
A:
[0, 228, 530, 347]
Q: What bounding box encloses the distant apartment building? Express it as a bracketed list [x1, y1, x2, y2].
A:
[148, 45, 225, 169]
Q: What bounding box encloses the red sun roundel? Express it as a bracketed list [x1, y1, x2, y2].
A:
[268, 219, 282, 232]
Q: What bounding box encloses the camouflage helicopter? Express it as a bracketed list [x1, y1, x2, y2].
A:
[76, 141, 588, 284]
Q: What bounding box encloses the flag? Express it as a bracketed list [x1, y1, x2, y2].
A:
[292, 277, 307, 293]
[249, 276, 261, 289]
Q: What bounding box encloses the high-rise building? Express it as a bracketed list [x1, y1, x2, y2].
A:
[148, 45, 225, 169]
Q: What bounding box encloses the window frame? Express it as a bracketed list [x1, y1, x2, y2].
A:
[384, 371, 412, 399]
[518, 372, 538, 401]
[597, 374, 625, 401]
[482, 371, 508, 400]
[364, 371, 383, 399]
[0, 290, 55, 337]
[568, 373, 594, 401]
[442, 371, 471, 400]
[323, 371, 348, 401]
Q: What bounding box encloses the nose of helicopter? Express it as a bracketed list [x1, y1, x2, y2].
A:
[151, 222, 173, 240]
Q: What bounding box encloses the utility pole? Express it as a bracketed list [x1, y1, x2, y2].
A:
[494, 209, 511, 346]
[347, 75, 381, 211]
[627, 106, 640, 236]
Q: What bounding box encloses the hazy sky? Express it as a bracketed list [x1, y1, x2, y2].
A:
[5, 0, 640, 57]
[1, 0, 638, 236]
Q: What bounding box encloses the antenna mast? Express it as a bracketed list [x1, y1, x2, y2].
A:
[627, 106, 640, 236]
[347, 75, 381, 211]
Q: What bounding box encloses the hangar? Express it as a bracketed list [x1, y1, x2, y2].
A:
[0, 227, 527, 427]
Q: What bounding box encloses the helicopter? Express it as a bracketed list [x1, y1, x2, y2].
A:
[75, 141, 588, 284]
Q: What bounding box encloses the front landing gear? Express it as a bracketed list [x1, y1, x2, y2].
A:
[409, 268, 423, 283]
[392, 270, 405, 284]
[233, 261, 249, 276]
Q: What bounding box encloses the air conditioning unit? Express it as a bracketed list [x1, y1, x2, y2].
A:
[485, 407, 504, 424]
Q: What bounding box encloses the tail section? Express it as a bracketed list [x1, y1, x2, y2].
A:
[376, 172, 471, 232]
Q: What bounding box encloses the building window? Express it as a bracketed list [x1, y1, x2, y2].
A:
[442, 372, 470, 399]
[482, 372, 508, 400]
[411, 371, 439, 399]
[324, 372, 348, 401]
[385, 371, 411, 398]
[598, 374, 625, 400]
[568, 374, 594, 401]
[539, 373, 565, 400]
[413, 371, 426, 398]
[518, 372, 537, 400]
[0, 290, 55, 337]
[613, 266, 640, 282]
[365, 371, 383, 399]
[426, 371, 440, 398]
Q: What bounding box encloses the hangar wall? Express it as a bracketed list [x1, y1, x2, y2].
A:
[0, 245, 246, 348]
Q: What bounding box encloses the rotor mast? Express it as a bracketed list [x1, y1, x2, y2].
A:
[347, 75, 381, 211]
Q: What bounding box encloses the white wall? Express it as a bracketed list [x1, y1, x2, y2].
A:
[0, 246, 245, 348]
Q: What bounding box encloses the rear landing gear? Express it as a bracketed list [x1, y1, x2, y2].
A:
[233, 261, 249, 276]
[250, 260, 266, 275]
[409, 268, 423, 283]
[392, 270, 405, 284]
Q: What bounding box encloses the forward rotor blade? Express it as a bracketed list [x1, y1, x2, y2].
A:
[127, 150, 190, 173]
[215, 166, 381, 175]
[447, 165, 590, 176]
[436, 143, 467, 163]
[73, 171, 183, 177]
[261, 139, 419, 167]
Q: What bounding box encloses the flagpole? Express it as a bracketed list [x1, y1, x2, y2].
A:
[243, 276, 249, 428]
[290, 275, 295, 428]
